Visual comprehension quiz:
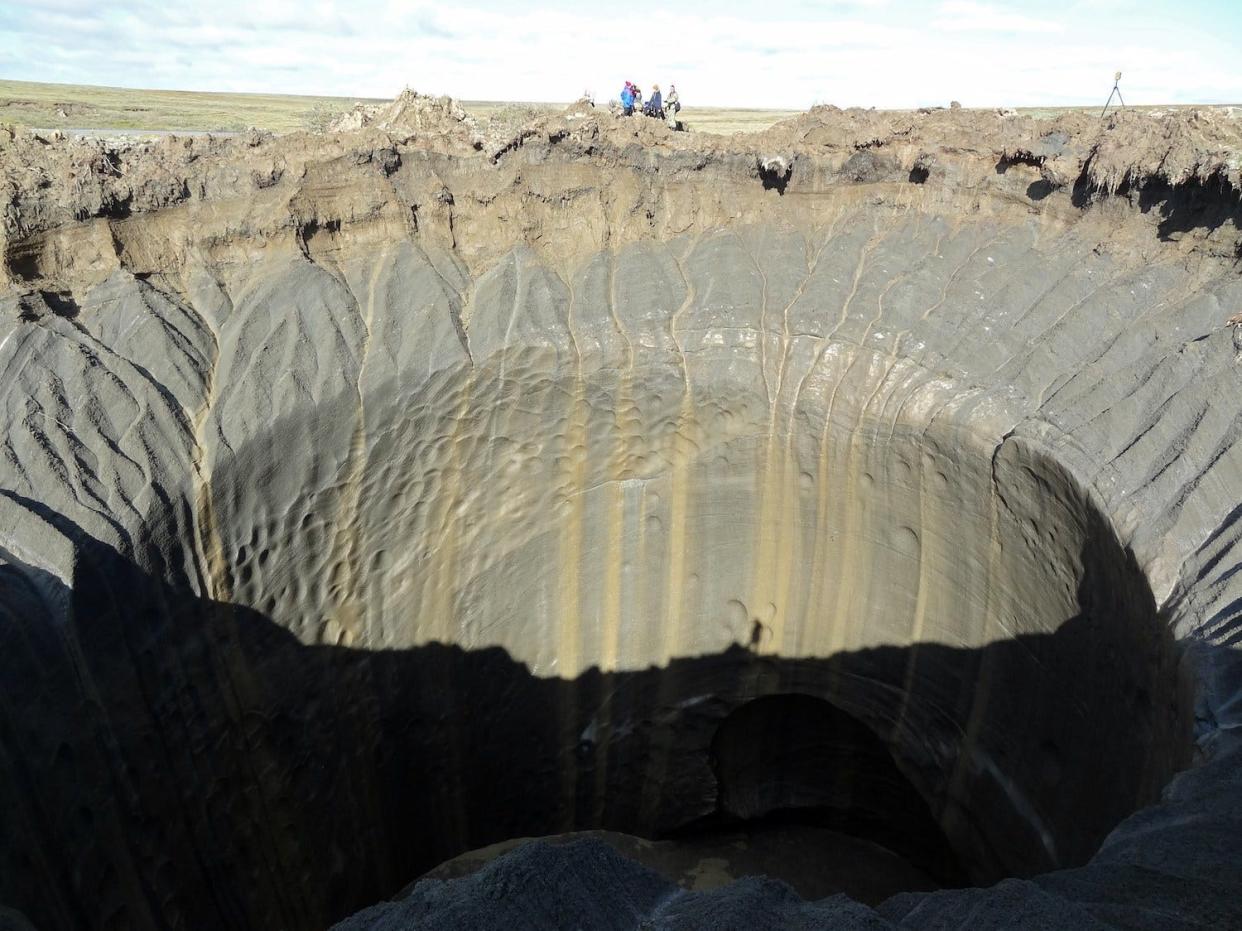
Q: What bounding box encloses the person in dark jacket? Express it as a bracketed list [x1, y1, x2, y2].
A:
[645, 84, 663, 118]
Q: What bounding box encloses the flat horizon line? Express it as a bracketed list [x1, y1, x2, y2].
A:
[2, 76, 1238, 114]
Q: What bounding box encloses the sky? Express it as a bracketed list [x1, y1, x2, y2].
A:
[1, 0, 1240, 109]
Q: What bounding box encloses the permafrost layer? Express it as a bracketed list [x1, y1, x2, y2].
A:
[1, 100, 1241, 929]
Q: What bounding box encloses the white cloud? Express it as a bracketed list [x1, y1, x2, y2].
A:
[933, 1, 1063, 33]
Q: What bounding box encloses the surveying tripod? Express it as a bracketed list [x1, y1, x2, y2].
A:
[1100, 71, 1125, 118]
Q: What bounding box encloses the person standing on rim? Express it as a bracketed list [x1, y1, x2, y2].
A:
[665, 83, 681, 129]
[620, 81, 635, 115]
[646, 84, 663, 118]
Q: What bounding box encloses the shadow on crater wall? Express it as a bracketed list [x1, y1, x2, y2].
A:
[0, 501, 1193, 931]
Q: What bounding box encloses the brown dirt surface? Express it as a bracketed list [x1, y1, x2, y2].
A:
[2, 92, 1239, 293]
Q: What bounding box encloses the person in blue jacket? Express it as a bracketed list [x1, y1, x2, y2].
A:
[645, 84, 663, 118]
[620, 82, 635, 115]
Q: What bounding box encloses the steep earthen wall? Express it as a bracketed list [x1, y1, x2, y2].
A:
[0, 104, 1240, 929]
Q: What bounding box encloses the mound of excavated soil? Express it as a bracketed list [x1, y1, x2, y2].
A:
[330, 88, 479, 136]
[0, 95, 1241, 931]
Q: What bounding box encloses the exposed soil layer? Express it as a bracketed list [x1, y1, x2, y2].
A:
[0, 97, 1240, 930]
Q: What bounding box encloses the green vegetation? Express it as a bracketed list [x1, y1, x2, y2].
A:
[5, 79, 1226, 137]
[0, 78, 387, 133]
[0, 79, 797, 135]
[678, 107, 801, 134]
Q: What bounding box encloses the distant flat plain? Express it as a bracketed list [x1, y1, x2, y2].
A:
[0, 79, 1232, 137]
[0, 79, 798, 135]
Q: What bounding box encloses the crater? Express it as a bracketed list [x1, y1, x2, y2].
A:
[9, 348, 1190, 927]
[0, 100, 1238, 931]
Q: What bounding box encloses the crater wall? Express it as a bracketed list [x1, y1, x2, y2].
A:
[0, 104, 1240, 929]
